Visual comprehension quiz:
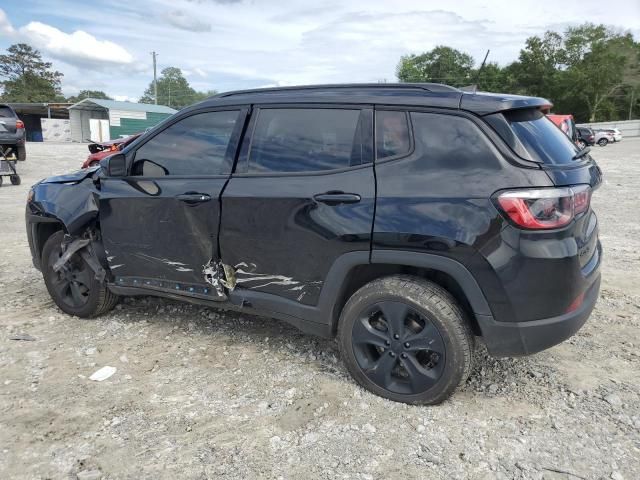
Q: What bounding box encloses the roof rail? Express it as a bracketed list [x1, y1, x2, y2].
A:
[214, 82, 460, 99]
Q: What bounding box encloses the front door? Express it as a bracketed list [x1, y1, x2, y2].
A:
[220, 105, 375, 306]
[99, 107, 246, 299]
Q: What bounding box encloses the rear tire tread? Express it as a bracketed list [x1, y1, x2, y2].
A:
[338, 274, 474, 405]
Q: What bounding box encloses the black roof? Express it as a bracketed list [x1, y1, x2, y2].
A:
[195, 83, 551, 116]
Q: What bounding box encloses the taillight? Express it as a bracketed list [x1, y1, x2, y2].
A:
[16, 120, 25, 129]
[496, 185, 591, 230]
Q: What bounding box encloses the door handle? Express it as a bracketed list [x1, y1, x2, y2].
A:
[176, 193, 211, 204]
[313, 192, 361, 205]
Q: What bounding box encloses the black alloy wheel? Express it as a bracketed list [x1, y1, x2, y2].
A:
[47, 247, 93, 309]
[42, 231, 119, 317]
[352, 301, 445, 395]
[338, 275, 473, 405]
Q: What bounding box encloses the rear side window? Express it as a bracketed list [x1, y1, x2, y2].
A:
[505, 109, 579, 165]
[376, 110, 411, 159]
[0, 106, 14, 118]
[248, 108, 363, 173]
[410, 112, 501, 170]
[133, 110, 239, 176]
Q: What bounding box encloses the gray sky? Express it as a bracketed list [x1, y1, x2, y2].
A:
[1, 0, 639, 101]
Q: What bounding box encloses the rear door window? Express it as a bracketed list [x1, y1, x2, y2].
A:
[248, 108, 364, 173]
[504, 109, 580, 165]
[376, 110, 411, 160]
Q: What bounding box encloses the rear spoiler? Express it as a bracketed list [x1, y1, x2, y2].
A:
[460, 91, 552, 116]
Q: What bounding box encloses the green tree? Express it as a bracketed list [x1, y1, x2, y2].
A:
[140, 67, 207, 109]
[507, 31, 565, 98]
[396, 46, 474, 87]
[561, 25, 639, 121]
[0, 43, 63, 102]
[192, 89, 218, 103]
[67, 89, 112, 104]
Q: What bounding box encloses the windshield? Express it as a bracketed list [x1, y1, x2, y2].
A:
[505, 109, 581, 165]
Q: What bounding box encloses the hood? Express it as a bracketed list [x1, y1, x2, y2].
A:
[41, 165, 100, 184]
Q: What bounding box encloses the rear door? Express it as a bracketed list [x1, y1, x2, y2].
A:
[99, 107, 247, 299]
[220, 105, 374, 305]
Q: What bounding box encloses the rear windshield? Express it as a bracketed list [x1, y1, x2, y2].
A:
[0, 106, 14, 118]
[505, 109, 579, 165]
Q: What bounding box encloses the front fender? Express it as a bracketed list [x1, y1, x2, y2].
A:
[28, 178, 100, 235]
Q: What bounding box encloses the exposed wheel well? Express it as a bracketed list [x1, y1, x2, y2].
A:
[331, 263, 481, 336]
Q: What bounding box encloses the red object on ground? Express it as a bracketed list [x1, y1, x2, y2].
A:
[81, 133, 142, 169]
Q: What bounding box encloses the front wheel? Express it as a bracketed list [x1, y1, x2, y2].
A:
[338, 275, 474, 405]
[42, 231, 119, 317]
[597, 138, 608, 147]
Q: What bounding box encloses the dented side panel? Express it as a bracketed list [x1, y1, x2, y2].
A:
[220, 165, 376, 306]
[98, 176, 227, 291]
[28, 178, 101, 235]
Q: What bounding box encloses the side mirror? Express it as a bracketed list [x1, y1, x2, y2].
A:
[100, 153, 127, 177]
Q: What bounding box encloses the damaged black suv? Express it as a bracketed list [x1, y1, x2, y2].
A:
[26, 84, 602, 404]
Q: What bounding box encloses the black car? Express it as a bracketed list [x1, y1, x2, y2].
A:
[0, 103, 26, 160]
[26, 84, 602, 404]
[577, 126, 596, 148]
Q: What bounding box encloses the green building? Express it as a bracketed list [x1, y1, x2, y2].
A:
[68, 98, 177, 143]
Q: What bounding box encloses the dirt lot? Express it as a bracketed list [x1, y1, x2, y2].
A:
[1, 140, 639, 480]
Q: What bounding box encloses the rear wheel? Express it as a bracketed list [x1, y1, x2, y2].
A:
[17, 145, 26, 161]
[338, 275, 473, 405]
[9, 174, 20, 185]
[42, 231, 119, 317]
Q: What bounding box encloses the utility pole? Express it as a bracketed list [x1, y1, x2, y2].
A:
[151, 51, 158, 104]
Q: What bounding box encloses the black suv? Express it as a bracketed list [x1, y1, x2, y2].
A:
[577, 126, 596, 148]
[26, 84, 602, 404]
[0, 103, 26, 160]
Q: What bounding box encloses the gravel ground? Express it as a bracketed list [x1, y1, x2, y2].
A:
[1, 140, 639, 480]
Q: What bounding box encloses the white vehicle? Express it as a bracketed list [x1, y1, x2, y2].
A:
[603, 128, 623, 142]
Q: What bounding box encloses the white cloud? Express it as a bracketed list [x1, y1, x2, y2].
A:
[163, 10, 212, 32]
[0, 8, 15, 36]
[19, 21, 134, 68]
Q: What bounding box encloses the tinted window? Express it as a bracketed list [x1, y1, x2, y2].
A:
[0, 106, 14, 118]
[505, 109, 580, 165]
[410, 112, 500, 169]
[249, 108, 362, 173]
[376, 110, 411, 159]
[133, 110, 239, 176]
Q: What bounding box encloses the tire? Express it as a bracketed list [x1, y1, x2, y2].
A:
[597, 138, 608, 147]
[0, 176, 3, 187]
[17, 145, 26, 161]
[9, 174, 20, 185]
[42, 231, 119, 318]
[338, 275, 474, 405]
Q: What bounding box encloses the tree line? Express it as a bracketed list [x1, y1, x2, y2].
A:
[1, 22, 638, 121]
[397, 23, 640, 122]
[0, 43, 216, 109]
